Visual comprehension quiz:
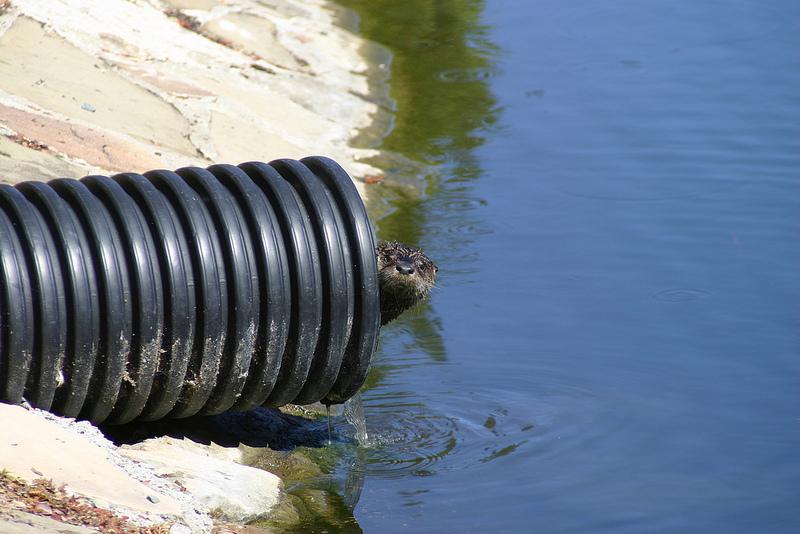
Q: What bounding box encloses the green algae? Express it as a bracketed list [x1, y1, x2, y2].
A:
[246, 437, 362, 533]
[336, 0, 498, 163]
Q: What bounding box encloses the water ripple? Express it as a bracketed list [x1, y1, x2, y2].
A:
[653, 288, 712, 302]
[361, 404, 461, 478]
[355, 383, 612, 480]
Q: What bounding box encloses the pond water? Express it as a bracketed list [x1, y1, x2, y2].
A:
[327, 0, 800, 532]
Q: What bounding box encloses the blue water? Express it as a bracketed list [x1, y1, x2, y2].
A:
[336, 1, 800, 532]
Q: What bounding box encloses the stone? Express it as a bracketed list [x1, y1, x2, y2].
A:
[202, 13, 305, 70]
[0, 134, 99, 184]
[169, 523, 192, 534]
[0, 509, 97, 534]
[120, 437, 282, 523]
[0, 404, 182, 517]
[0, 103, 166, 178]
[0, 17, 196, 156]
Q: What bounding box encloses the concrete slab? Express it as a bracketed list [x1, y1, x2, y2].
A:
[0, 135, 96, 184]
[120, 437, 282, 523]
[203, 13, 305, 70]
[0, 509, 97, 534]
[208, 110, 307, 163]
[163, 0, 221, 10]
[0, 17, 196, 156]
[0, 104, 169, 177]
[0, 404, 183, 517]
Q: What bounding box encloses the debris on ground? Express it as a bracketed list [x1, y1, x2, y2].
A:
[0, 471, 172, 534]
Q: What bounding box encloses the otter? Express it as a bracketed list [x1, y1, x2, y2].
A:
[376, 241, 438, 325]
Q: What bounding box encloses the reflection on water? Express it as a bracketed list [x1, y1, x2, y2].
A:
[336, 0, 498, 160]
[315, 0, 800, 531]
[346, 0, 499, 378]
[272, 0, 502, 529]
[333, 0, 500, 491]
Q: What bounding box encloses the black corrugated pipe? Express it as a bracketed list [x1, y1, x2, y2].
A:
[0, 157, 380, 424]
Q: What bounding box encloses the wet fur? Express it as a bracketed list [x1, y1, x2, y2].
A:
[377, 241, 437, 325]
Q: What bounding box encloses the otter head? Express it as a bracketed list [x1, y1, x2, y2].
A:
[376, 241, 438, 325]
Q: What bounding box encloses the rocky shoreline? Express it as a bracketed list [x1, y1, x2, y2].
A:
[0, 0, 388, 532]
[0, 401, 354, 532]
[0, 0, 385, 189]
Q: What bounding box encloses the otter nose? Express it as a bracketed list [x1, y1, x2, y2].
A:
[395, 260, 415, 275]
